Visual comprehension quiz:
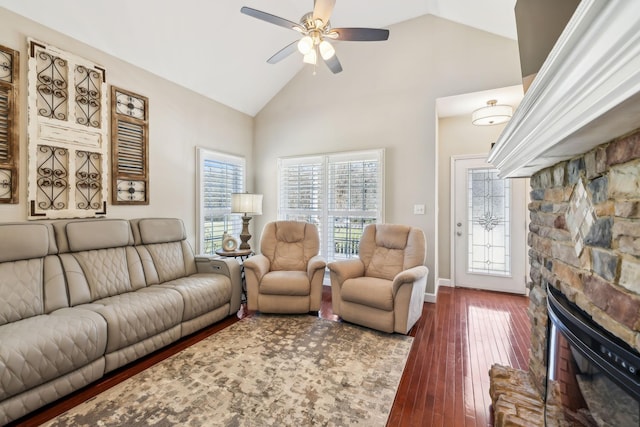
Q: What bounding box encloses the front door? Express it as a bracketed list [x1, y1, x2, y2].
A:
[452, 155, 527, 294]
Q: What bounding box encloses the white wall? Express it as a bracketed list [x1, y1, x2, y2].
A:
[0, 8, 254, 247]
[254, 14, 522, 295]
[437, 115, 508, 280]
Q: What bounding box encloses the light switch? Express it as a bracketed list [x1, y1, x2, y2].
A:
[414, 204, 425, 215]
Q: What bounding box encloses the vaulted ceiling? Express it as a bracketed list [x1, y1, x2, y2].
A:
[0, 0, 518, 116]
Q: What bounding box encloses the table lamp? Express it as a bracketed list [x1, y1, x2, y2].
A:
[231, 192, 263, 250]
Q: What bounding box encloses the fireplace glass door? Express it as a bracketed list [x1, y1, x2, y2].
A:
[546, 285, 640, 426]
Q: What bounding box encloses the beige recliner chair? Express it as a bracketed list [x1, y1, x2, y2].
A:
[328, 224, 429, 334]
[244, 221, 326, 313]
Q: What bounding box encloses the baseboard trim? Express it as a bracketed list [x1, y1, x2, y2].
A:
[424, 292, 437, 304]
[438, 278, 452, 287]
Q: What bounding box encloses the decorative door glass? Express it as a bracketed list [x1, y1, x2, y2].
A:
[467, 168, 511, 276]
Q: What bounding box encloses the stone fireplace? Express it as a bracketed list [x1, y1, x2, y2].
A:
[486, 1, 640, 425]
[489, 131, 640, 425]
[491, 128, 640, 426]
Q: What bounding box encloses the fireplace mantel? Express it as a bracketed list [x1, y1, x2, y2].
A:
[488, 0, 640, 178]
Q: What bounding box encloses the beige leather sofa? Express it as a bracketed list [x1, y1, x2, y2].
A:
[0, 218, 241, 424]
[244, 221, 326, 313]
[328, 223, 429, 334]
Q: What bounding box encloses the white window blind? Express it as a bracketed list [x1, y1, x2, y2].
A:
[196, 148, 245, 254]
[278, 149, 384, 262]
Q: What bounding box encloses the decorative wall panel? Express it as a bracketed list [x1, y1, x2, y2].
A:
[0, 44, 19, 203]
[35, 144, 68, 210]
[111, 86, 149, 204]
[27, 39, 108, 218]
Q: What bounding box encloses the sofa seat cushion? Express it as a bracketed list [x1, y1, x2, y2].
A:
[160, 274, 232, 321]
[341, 277, 394, 311]
[86, 287, 184, 353]
[259, 271, 310, 296]
[0, 308, 107, 401]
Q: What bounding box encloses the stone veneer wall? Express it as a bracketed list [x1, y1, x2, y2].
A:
[527, 128, 640, 396]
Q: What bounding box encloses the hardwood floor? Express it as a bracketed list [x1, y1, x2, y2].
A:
[388, 286, 530, 427]
[10, 286, 530, 427]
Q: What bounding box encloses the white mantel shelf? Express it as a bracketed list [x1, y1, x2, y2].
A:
[488, 0, 640, 178]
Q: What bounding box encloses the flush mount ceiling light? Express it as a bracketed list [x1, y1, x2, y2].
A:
[472, 100, 513, 126]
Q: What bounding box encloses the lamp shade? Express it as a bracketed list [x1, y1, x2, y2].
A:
[472, 100, 513, 126]
[231, 193, 263, 215]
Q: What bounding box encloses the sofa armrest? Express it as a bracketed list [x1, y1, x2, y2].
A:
[195, 256, 242, 313]
[195, 256, 233, 275]
[392, 265, 429, 295]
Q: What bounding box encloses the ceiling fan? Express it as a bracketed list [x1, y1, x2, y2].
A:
[240, 0, 390, 74]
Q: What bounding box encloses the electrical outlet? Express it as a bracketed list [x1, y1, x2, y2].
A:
[414, 204, 425, 215]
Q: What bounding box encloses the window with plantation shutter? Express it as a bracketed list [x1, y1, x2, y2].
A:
[278, 156, 324, 237]
[278, 149, 384, 262]
[196, 148, 245, 254]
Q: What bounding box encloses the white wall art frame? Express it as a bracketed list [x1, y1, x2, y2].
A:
[27, 38, 108, 219]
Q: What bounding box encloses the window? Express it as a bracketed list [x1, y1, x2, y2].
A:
[278, 149, 384, 262]
[196, 148, 245, 254]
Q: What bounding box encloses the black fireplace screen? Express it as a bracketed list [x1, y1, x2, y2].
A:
[546, 284, 640, 426]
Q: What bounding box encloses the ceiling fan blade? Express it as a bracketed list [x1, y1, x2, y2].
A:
[267, 41, 299, 64]
[241, 7, 303, 32]
[313, 0, 336, 26]
[330, 28, 390, 41]
[323, 53, 343, 74]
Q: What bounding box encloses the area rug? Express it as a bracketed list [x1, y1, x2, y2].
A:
[43, 315, 413, 426]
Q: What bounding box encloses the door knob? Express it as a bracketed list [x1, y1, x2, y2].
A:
[456, 232, 462, 236]
[457, 222, 462, 227]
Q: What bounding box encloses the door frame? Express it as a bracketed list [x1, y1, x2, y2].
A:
[449, 154, 528, 294]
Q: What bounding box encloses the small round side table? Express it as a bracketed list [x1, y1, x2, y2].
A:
[215, 248, 254, 302]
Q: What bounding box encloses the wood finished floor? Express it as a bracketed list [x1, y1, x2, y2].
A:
[10, 286, 530, 427]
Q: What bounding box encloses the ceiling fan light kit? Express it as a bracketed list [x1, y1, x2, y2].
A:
[303, 50, 317, 65]
[297, 36, 314, 55]
[241, 0, 389, 74]
[319, 40, 335, 60]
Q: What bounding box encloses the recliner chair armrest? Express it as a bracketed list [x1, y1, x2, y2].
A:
[307, 255, 327, 279]
[243, 254, 270, 283]
[327, 259, 365, 285]
[392, 266, 429, 294]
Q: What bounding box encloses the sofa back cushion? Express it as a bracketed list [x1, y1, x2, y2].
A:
[131, 218, 197, 284]
[54, 219, 145, 305]
[260, 221, 319, 271]
[0, 223, 66, 325]
[0, 222, 55, 262]
[359, 224, 426, 280]
[132, 218, 186, 245]
[51, 218, 132, 254]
